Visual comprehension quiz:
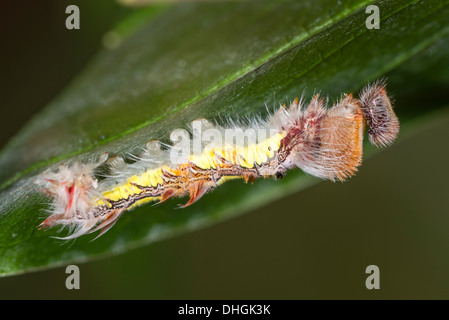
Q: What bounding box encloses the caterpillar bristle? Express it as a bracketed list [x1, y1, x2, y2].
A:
[146, 140, 162, 152]
[359, 80, 399, 147]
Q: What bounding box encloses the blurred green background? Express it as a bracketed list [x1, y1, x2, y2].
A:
[1, 0, 449, 299]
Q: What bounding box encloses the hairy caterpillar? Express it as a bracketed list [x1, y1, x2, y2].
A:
[35, 80, 399, 240]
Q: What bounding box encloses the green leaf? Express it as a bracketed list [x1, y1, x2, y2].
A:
[1, 0, 449, 276]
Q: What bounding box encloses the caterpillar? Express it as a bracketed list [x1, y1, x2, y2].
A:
[35, 80, 399, 240]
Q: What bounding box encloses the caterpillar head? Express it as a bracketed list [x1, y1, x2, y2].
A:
[278, 94, 365, 181]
